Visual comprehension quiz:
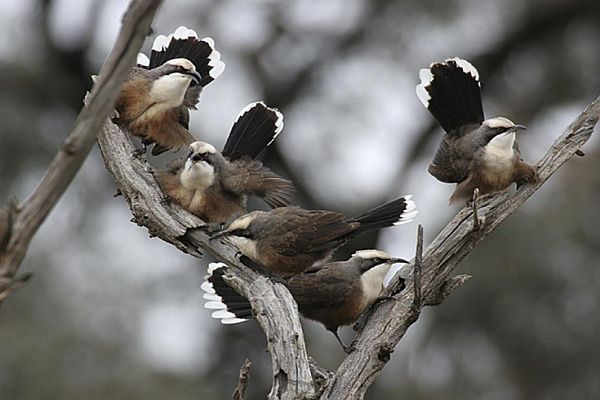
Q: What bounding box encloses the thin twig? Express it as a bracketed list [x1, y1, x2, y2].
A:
[323, 95, 600, 400]
[232, 359, 252, 400]
[0, 0, 162, 303]
[412, 224, 424, 310]
[472, 188, 481, 230]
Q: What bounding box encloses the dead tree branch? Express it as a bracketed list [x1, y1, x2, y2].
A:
[0, 0, 162, 303]
[95, 121, 315, 400]
[321, 95, 600, 399]
[233, 359, 252, 400]
[97, 91, 597, 398]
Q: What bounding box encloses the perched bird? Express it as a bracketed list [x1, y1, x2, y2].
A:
[154, 102, 294, 224]
[202, 250, 408, 352]
[115, 26, 225, 155]
[210, 196, 417, 276]
[416, 57, 536, 203]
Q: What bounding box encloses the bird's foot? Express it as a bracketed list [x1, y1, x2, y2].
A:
[159, 196, 171, 207]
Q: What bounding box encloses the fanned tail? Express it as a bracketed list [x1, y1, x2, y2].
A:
[147, 26, 225, 87]
[416, 57, 484, 133]
[201, 263, 252, 324]
[222, 102, 284, 160]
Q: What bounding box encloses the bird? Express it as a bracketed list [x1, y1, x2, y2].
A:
[201, 250, 408, 352]
[114, 26, 225, 156]
[210, 195, 417, 276]
[416, 57, 536, 204]
[154, 102, 295, 225]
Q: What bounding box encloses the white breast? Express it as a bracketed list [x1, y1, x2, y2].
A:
[360, 264, 390, 305]
[180, 161, 215, 190]
[482, 131, 515, 171]
[149, 73, 191, 109]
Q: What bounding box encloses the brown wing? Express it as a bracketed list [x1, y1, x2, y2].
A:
[154, 158, 183, 195]
[149, 111, 197, 156]
[265, 208, 359, 256]
[222, 158, 294, 208]
[287, 264, 354, 310]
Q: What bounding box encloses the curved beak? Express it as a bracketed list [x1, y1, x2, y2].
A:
[388, 257, 410, 265]
[209, 230, 229, 242]
[510, 124, 527, 132]
[185, 70, 202, 86]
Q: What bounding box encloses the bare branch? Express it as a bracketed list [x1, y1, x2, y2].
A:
[95, 120, 315, 399]
[233, 359, 252, 400]
[412, 224, 424, 309]
[0, 0, 162, 302]
[322, 95, 600, 399]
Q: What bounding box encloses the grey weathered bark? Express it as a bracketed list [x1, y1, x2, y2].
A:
[321, 96, 600, 399]
[96, 92, 598, 399]
[0, 0, 162, 303]
[95, 121, 315, 400]
[233, 359, 252, 400]
[1, 1, 596, 394]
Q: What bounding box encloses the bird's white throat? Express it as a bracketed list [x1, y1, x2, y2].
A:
[180, 160, 215, 190]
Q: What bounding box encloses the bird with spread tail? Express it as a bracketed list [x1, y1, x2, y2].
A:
[210, 195, 417, 276]
[114, 26, 225, 156]
[416, 57, 536, 203]
[154, 102, 295, 225]
[202, 250, 408, 352]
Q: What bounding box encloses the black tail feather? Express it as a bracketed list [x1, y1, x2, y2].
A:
[416, 58, 484, 133]
[202, 264, 253, 324]
[222, 102, 284, 160]
[349, 195, 417, 234]
[149, 27, 224, 87]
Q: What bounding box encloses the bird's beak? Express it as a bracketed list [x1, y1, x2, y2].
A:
[185, 70, 202, 86]
[209, 230, 230, 242]
[510, 124, 527, 132]
[388, 257, 410, 264]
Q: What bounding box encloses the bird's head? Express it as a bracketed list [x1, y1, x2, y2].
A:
[352, 249, 409, 303]
[149, 58, 201, 107]
[180, 141, 218, 190]
[351, 250, 409, 274]
[481, 117, 527, 149]
[210, 213, 260, 242]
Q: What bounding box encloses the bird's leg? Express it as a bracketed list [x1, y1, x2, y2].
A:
[332, 330, 355, 354]
[206, 222, 226, 234]
[412, 224, 424, 311]
[132, 142, 148, 159]
[159, 196, 171, 207]
[471, 188, 484, 230]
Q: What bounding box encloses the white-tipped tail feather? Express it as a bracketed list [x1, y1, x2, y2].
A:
[448, 57, 480, 83]
[201, 262, 251, 325]
[394, 195, 418, 225]
[238, 101, 284, 138]
[174, 26, 198, 40]
[202, 37, 226, 79]
[152, 34, 169, 52]
[416, 57, 480, 109]
[136, 53, 150, 67]
[416, 68, 434, 107]
[148, 27, 225, 81]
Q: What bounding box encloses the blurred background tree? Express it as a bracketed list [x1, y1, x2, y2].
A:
[0, 0, 599, 399]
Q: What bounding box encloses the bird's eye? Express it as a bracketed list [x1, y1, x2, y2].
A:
[192, 153, 211, 164]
